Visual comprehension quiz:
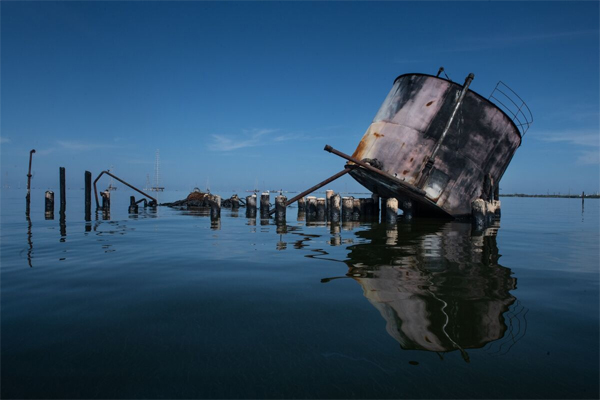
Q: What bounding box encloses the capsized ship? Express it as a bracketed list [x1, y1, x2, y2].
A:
[346, 70, 532, 218]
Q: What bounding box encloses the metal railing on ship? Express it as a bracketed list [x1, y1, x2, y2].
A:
[489, 81, 533, 137]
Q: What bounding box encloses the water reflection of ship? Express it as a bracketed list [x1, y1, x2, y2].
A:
[335, 221, 527, 360]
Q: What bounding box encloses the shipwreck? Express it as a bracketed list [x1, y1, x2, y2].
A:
[290, 68, 533, 221]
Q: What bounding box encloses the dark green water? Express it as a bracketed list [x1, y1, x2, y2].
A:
[2, 189, 598, 399]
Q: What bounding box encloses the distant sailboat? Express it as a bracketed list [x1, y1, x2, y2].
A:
[107, 166, 117, 191]
[150, 149, 164, 192]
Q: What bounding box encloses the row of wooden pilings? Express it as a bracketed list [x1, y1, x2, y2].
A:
[242, 190, 408, 224]
[39, 168, 156, 220]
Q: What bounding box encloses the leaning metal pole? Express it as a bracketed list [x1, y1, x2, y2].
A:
[26, 149, 36, 215]
[324, 145, 426, 196]
[93, 170, 157, 209]
[417, 73, 474, 188]
[267, 166, 355, 216]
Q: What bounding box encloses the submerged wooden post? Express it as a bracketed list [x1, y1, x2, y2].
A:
[101, 190, 110, 212]
[330, 194, 341, 222]
[381, 197, 387, 221]
[129, 196, 138, 214]
[246, 194, 257, 217]
[209, 195, 221, 220]
[275, 195, 287, 222]
[45, 191, 54, 212]
[231, 195, 240, 210]
[386, 198, 398, 223]
[401, 199, 414, 220]
[85, 171, 92, 219]
[352, 198, 361, 220]
[317, 198, 326, 220]
[325, 189, 334, 217]
[472, 199, 486, 229]
[260, 192, 270, 216]
[45, 191, 54, 219]
[306, 196, 317, 218]
[371, 194, 379, 218]
[364, 198, 374, 217]
[342, 197, 353, 220]
[297, 196, 306, 211]
[59, 167, 66, 213]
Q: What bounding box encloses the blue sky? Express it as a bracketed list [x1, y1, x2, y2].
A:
[1, 1, 598, 194]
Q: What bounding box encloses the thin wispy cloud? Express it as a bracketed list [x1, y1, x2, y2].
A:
[209, 129, 302, 151]
[0, 136, 11, 144]
[577, 150, 600, 165]
[57, 140, 115, 151]
[537, 130, 599, 148]
[441, 29, 599, 53]
[36, 147, 56, 156]
[534, 130, 600, 165]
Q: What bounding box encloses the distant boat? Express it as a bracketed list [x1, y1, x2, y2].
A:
[107, 166, 117, 191]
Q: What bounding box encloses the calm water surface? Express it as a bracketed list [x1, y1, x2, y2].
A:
[2, 189, 598, 399]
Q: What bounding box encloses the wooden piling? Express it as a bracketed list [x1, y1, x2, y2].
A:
[371, 194, 379, 218]
[45, 191, 54, 212]
[352, 198, 361, 220]
[84, 171, 91, 219]
[330, 194, 341, 222]
[297, 210, 306, 221]
[246, 194, 257, 218]
[210, 195, 221, 219]
[325, 190, 334, 217]
[275, 195, 287, 222]
[129, 196, 138, 214]
[342, 197, 353, 219]
[380, 197, 387, 221]
[317, 198, 326, 220]
[363, 197, 373, 218]
[260, 192, 270, 216]
[59, 167, 66, 213]
[297, 196, 306, 211]
[246, 194, 257, 210]
[401, 199, 414, 220]
[45, 191, 54, 219]
[101, 190, 110, 212]
[359, 198, 366, 215]
[386, 198, 398, 223]
[306, 196, 317, 218]
[472, 199, 486, 229]
[231, 195, 240, 210]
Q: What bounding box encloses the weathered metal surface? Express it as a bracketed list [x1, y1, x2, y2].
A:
[349, 73, 523, 217]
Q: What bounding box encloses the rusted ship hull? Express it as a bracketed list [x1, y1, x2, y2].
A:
[349, 73, 527, 218]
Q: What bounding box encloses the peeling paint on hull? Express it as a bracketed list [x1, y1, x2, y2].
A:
[350, 73, 522, 218]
